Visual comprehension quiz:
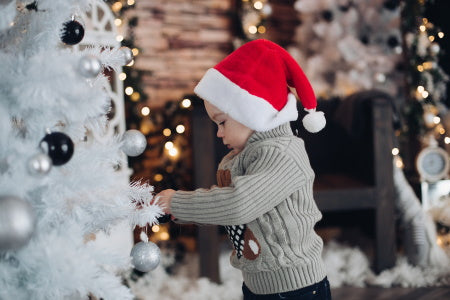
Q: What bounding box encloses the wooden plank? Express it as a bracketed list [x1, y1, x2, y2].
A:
[191, 101, 220, 283]
[372, 98, 396, 272]
[314, 188, 376, 211]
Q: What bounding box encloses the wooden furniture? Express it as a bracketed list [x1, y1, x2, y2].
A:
[190, 90, 396, 281]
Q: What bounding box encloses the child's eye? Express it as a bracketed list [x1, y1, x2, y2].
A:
[218, 121, 225, 126]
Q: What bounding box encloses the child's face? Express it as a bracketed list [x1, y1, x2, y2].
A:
[204, 101, 254, 155]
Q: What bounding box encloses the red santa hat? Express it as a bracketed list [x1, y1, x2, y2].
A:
[194, 39, 326, 133]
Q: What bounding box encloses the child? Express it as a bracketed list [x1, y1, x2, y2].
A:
[156, 39, 331, 299]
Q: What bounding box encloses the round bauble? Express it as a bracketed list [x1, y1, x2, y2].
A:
[120, 47, 134, 66]
[121, 129, 146, 157]
[130, 241, 161, 272]
[0, 195, 35, 251]
[27, 153, 52, 176]
[61, 19, 85, 45]
[78, 55, 102, 78]
[40, 132, 74, 166]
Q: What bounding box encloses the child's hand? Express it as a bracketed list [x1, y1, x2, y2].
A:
[155, 189, 176, 215]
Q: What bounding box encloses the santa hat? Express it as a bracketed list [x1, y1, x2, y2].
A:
[194, 39, 325, 133]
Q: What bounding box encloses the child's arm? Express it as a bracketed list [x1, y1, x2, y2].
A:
[170, 145, 308, 226]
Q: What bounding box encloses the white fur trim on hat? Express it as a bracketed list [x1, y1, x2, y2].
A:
[194, 68, 298, 132]
[302, 109, 326, 133]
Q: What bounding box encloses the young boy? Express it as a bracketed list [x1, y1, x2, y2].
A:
[156, 39, 331, 299]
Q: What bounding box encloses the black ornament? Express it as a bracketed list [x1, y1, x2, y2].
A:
[387, 35, 399, 48]
[61, 20, 85, 45]
[383, 0, 400, 11]
[157, 214, 172, 224]
[321, 10, 333, 22]
[40, 132, 74, 166]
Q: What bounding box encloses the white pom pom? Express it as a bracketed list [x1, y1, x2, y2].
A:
[302, 109, 326, 133]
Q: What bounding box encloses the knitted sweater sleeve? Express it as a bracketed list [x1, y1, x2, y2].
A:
[170, 144, 306, 225]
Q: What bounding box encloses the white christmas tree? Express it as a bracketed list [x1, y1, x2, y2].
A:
[0, 0, 162, 299]
[289, 0, 403, 99]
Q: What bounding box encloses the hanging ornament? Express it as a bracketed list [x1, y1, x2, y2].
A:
[27, 153, 52, 176]
[0, 195, 36, 251]
[120, 47, 134, 66]
[130, 241, 161, 272]
[39, 132, 74, 166]
[120, 129, 146, 157]
[61, 17, 85, 45]
[78, 55, 102, 78]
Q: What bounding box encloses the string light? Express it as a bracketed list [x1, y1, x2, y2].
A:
[392, 148, 400, 156]
[154, 174, 163, 182]
[419, 25, 426, 32]
[163, 128, 171, 137]
[176, 124, 185, 134]
[181, 98, 191, 108]
[445, 137, 450, 144]
[151, 225, 160, 233]
[116, 35, 124, 42]
[130, 92, 140, 101]
[114, 18, 122, 26]
[168, 147, 178, 157]
[126, 59, 135, 67]
[438, 32, 444, 38]
[249, 25, 258, 34]
[433, 116, 441, 124]
[112, 1, 123, 12]
[254, 1, 263, 9]
[141, 106, 150, 116]
[119, 73, 127, 81]
[165, 141, 174, 150]
[127, 0, 135, 5]
[132, 48, 139, 56]
[125, 87, 134, 95]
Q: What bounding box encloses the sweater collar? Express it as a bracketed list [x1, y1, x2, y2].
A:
[247, 122, 293, 145]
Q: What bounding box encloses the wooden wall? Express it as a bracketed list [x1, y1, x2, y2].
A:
[131, 0, 234, 108]
[130, 0, 298, 108]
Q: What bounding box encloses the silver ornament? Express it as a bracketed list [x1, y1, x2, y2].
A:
[130, 241, 161, 272]
[0, 195, 35, 251]
[121, 129, 147, 157]
[27, 153, 52, 176]
[120, 47, 133, 65]
[78, 55, 102, 78]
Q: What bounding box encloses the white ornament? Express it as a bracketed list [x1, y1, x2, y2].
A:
[130, 241, 161, 272]
[27, 153, 52, 176]
[78, 55, 102, 78]
[0, 195, 35, 251]
[120, 47, 133, 66]
[121, 129, 147, 157]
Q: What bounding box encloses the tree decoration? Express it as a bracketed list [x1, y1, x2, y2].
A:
[78, 55, 102, 78]
[61, 18, 85, 45]
[121, 129, 147, 157]
[39, 132, 74, 166]
[120, 46, 134, 66]
[130, 241, 161, 272]
[290, 0, 403, 99]
[0, 195, 35, 251]
[27, 152, 52, 176]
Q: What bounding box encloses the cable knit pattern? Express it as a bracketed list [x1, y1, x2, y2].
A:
[170, 123, 326, 294]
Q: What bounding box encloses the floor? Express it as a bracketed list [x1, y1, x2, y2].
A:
[331, 287, 450, 300]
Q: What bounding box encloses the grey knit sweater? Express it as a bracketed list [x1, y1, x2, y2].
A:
[171, 123, 326, 294]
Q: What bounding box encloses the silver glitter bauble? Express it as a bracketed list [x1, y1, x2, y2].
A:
[0, 195, 35, 251]
[120, 46, 133, 65]
[130, 241, 161, 272]
[78, 55, 102, 78]
[27, 153, 52, 176]
[121, 129, 146, 157]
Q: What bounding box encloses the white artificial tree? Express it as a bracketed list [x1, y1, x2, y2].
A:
[0, 0, 161, 299]
[290, 0, 403, 99]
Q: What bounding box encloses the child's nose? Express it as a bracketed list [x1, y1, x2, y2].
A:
[217, 128, 224, 138]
